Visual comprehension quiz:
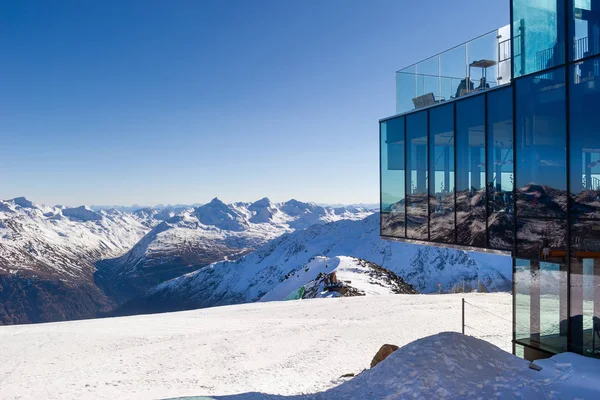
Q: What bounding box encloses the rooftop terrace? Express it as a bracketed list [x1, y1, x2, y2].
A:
[395, 24, 514, 115]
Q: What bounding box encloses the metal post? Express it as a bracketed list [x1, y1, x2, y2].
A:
[462, 297, 465, 335]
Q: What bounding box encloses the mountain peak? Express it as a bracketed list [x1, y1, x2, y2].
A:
[9, 197, 36, 209]
[62, 206, 103, 222]
[250, 197, 272, 209]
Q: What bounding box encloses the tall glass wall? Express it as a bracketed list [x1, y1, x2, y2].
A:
[513, 0, 566, 77]
[515, 68, 567, 261]
[406, 112, 429, 240]
[429, 105, 455, 243]
[569, 55, 600, 356]
[380, 117, 406, 237]
[456, 96, 487, 248]
[487, 87, 514, 251]
[569, 0, 600, 61]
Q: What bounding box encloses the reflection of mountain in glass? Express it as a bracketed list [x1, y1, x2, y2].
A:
[456, 188, 486, 247]
[381, 200, 406, 237]
[406, 193, 428, 240]
[517, 184, 567, 218]
[429, 193, 455, 242]
[571, 190, 600, 219]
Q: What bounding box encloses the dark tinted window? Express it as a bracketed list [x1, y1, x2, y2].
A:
[487, 87, 514, 250]
[570, 57, 600, 219]
[406, 111, 429, 240]
[429, 104, 455, 243]
[515, 68, 567, 219]
[456, 96, 486, 247]
[380, 117, 406, 237]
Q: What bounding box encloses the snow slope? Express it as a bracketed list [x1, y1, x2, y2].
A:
[260, 256, 416, 301]
[96, 198, 372, 302]
[0, 293, 513, 400]
[129, 213, 511, 315]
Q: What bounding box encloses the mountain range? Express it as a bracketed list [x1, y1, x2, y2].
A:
[0, 196, 371, 324]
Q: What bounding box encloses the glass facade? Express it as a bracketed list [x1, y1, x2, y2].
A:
[429, 105, 455, 243]
[406, 112, 429, 240]
[569, 0, 600, 61]
[456, 96, 487, 248]
[380, 117, 406, 237]
[513, 0, 566, 77]
[487, 87, 514, 251]
[381, 0, 600, 360]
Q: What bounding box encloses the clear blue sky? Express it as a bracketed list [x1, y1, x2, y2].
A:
[0, 0, 508, 207]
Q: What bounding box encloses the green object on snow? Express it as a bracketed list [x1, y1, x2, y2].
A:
[284, 286, 305, 300]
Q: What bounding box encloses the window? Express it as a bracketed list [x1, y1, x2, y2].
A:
[569, 0, 600, 61]
[569, 219, 600, 355]
[456, 96, 486, 247]
[487, 87, 514, 250]
[513, 0, 566, 77]
[570, 57, 600, 219]
[429, 105, 455, 243]
[380, 117, 405, 237]
[515, 68, 567, 219]
[406, 111, 429, 240]
[515, 258, 568, 353]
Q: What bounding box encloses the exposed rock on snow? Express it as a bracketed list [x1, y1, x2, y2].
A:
[370, 344, 399, 368]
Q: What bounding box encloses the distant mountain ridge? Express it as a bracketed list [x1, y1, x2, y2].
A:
[0, 196, 371, 323]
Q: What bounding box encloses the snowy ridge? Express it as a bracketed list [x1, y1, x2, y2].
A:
[0, 197, 149, 282]
[260, 256, 417, 301]
[96, 198, 372, 301]
[127, 213, 511, 315]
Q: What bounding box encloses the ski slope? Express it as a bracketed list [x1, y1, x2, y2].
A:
[0, 293, 511, 400]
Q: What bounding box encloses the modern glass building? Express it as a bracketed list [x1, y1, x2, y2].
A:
[380, 0, 600, 361]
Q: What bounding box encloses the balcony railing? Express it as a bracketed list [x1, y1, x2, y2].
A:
[396, 24, 513, 115]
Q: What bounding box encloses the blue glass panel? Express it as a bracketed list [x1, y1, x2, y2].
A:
[569, 0, 600, 61]
[406, 111, 429, 240]
[487, 87, 514, 251]
[515, 68, 567, 219]
[429, 104, 455, 243]
[513, 0, 566, 77]
[380, 117, 406, 237]
[456, 96, 486, 248]
[570, 57, 600, 218]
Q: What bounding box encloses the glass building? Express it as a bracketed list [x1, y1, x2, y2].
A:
[380, 0, 600, 361]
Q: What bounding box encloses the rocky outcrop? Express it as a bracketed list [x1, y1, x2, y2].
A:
[370, 344, 400, 368]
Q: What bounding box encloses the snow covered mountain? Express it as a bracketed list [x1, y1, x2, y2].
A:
[0, 197, 150, 324]
[95, 198, 372, 302]
[116, 213, 511, 316]
[0, 196, 371, 323]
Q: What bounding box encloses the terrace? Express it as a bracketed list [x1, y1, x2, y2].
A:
[395, 24, 515, 115]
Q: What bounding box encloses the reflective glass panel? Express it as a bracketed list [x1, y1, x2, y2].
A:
[515, 68, 567, 219]
[439, 44, 467, 102]
[487, 87, 514, 251]
[406, 111, 429, 240]
[468, 31, 501, 92]
[513, 0, 566, 77]
[397, 66, 417, 115]
[570, 57, 600, 219]
[456, 96, 486, 248]
[569, 0, 600, 61]
[570, 219, 600, 355]
[380, 117, 405, 237]
[515, 258, 568, 353]
[516, 218, 567, 261]
[429, 104, 455, 243]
